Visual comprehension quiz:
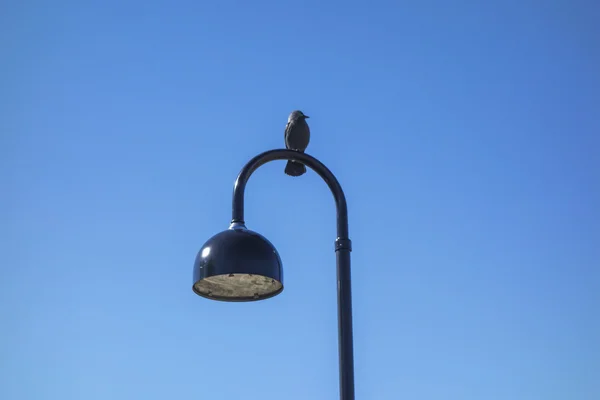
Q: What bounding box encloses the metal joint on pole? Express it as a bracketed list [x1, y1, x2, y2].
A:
[335, 238, 353, 252]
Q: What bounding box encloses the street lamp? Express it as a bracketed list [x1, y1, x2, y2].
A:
[193, 149, 355, 400]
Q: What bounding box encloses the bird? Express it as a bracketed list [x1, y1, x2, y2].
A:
[284, 110, 311, 177]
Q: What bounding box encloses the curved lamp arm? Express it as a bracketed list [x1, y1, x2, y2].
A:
[231, 149, 350, 244]
[230, 148, 355, 400]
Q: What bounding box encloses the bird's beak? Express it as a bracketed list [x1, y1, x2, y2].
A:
[304, 115, 310, 118]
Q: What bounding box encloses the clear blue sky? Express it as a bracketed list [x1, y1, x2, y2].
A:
[2, 1, 599, 399]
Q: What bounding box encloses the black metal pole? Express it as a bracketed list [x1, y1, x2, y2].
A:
[335, 238, 355, 400]
[231, 149, 355, 400]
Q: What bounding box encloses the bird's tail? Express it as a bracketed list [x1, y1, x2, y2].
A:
[284, 160, 306, 177]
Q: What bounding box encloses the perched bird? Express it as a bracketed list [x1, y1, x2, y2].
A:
[284, 110, 310, 177]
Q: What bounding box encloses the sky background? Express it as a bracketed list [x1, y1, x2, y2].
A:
[1, 1, 599, 399]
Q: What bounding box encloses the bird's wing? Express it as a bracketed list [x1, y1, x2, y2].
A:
[284, 120, 291, 138]
[284, 120, 294, 145]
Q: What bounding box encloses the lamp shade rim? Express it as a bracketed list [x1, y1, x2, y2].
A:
[192, 277, 284, 302]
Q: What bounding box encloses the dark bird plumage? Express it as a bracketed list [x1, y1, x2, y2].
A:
[284, 110, 310, 177]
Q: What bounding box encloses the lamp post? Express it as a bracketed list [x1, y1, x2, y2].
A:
[192, 149, 355, 400]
